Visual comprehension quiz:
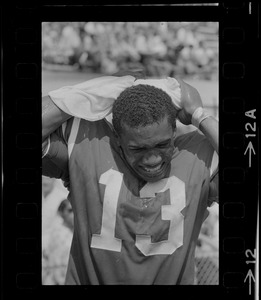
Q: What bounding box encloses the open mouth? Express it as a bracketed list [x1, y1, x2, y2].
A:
[139, 162, 165, 178]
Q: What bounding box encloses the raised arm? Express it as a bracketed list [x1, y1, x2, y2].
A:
[42, 69, 145, 144]
[198, 116, 218, 154]
[42, 95, 72, 143]
[176, 78, 218, 154]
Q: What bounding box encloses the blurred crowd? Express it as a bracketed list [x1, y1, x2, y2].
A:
[42, 176, 218, 285]
[42, 176, 72, 285]
[42, 22, 218, 80]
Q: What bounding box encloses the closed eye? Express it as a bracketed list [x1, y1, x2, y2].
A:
[128, 140, 171, 152]
[129, 147, 146, 152]
[157, 140, 171, 148]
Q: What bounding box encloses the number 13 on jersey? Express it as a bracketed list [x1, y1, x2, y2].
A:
[91, 169, 186, 256]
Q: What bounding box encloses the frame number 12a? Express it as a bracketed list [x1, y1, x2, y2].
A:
[244, 109, 256, 168]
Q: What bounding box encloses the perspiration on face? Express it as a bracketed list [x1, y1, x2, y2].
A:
[111, 84, 178, 182]
[118, 116, 176, 182]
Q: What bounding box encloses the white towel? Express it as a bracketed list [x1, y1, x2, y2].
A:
[48, 75, 181, 121]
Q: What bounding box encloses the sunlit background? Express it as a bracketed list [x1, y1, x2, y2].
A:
[42, 22, 219, 285]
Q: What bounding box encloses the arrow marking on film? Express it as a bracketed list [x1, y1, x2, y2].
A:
[244, 269, 255, 295]
[244, 141, 256, 168]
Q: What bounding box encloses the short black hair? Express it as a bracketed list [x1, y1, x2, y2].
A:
[112, 84, 177, 135]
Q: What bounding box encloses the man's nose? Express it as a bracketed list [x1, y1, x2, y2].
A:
[142, 153, 162, 166]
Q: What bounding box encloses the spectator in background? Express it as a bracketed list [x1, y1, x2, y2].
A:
[58, 199, 74, 232]
[197, 203, 219, 253]
[195, 203, 219, 284]
[42, 22, 218, 79]
[42, 176, 69, 284]
[42, 176, 68, 239]
[42, 199, 74, 285]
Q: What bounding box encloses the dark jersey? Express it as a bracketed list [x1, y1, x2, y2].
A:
[42, 117, 217, 285]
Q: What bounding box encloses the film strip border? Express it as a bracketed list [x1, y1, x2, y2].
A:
[2, 3, 42, 295]
[1, 2, 259, 298]
[220, 2, 258, 299]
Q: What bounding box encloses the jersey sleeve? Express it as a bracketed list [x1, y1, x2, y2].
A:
[42, 123, 69, 182]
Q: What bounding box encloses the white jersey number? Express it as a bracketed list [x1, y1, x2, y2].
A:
[91, 169, 186, 256]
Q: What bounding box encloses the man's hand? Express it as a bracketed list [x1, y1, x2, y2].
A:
[112, 69, 146, 80]
[176, 77, 219, 154]
[176, 77, 203, 125]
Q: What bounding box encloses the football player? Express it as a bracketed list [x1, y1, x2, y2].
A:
[42, 71, 218, 285]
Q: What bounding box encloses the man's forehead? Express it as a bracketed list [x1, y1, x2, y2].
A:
[121, 118, 174, 146]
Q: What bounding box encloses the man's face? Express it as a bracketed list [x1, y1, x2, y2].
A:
[118, 116, 175, 182]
